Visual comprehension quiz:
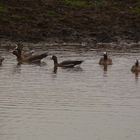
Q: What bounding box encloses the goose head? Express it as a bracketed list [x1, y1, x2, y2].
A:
[103, 52, 108, 60]
[12, 44, 23, 59]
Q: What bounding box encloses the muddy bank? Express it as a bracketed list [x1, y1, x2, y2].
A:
[0, 39, 140, 52]
[0, 0, 140, 43]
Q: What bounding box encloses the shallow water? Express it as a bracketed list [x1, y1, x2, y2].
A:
[0, 46, 140, 140]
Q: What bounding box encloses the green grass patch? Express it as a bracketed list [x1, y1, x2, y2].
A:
[47, 10, 58, 17]
[0, 3, 7, 13]
[62, 0, 93, 8]
[94, 0, 108, 8]
[11, 14, 25, 20]
[131, 6, 140, 14]
[62, 0, 109, 9]
[10, 14, 35, 22]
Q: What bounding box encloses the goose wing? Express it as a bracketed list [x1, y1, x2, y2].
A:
[60, 60, 83, 67]
[22, 50, 35, 57]
[27, 52, 48, 62]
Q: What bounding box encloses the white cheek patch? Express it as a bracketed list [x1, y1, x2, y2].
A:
[15, 44, 18, 50]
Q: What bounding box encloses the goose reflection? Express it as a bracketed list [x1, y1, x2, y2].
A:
[53, 66, 58, 74]
[100, 64, 108, 71]
[63, 66, 83, 72]
[12, 64, 21, 74]
[100, 64, 109, 77]
[134, 72, 139, 81]
[103, 65, 108, 77]
[53, 65, 83, 74]
[103, 64, 108, 72]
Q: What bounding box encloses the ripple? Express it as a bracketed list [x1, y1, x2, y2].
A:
[0, 46, 140, 140]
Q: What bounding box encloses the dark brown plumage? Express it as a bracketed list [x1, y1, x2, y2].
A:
[131, 60, 140, 73]
[12, 44, 48, 64]
[99, 52, 112, 65]
[51, 55, 83, 68]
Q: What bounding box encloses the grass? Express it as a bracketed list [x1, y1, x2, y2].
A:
[131, 6, 140, 14]
[94, 0, 108, 8]
[0, 3, 7, 13]
[62, 0, 92, 8]
[47, 10, 58, 17]
[0, 3, 8, 22]
[62, 0, 109, 9]
[11, 15, 26, 20]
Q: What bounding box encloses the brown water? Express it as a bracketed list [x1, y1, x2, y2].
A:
[0, 45, 140, 140]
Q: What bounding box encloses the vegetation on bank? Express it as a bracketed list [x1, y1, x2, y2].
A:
[0, 4, 6, 13]
[62, 0, 90, 8]
[0, 0, 140, 42]
[62, 0, 108, 8]
[131, 3, 140, 14]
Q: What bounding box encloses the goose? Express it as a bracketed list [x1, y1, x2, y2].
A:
[51, 55, 83, 68]
[99, 52, 112, 65]
[14, 43, 34, 58]
[131, 60, 140, 73]
[12, 44, 48, 64]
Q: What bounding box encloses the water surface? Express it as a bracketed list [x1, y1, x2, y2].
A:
[0, 46, 140, 140]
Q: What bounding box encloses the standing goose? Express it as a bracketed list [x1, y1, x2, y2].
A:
[99, 52, 112, 65]
[131, 60, 140, 73]
[51, 55, 83, 68]
[12, 44, 48, 64]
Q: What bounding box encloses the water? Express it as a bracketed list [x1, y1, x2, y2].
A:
[0, 45, 140, 140]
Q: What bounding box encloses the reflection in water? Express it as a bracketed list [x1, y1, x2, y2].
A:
[63, 66, 83, 72]
[0, 47, 140, 140]
[133, 72, 139, 83]
[12, 61, 47, 74]
[53, 66, 58, 74]
[103, 65, 108, 77]
[103, 64, 108, 72]
[12, 64, 21, 74]
[135, 72, 139, 79]
[17, 61, 47, 66]
[100, 64, 108, 77]
[53, 66, 83, 74]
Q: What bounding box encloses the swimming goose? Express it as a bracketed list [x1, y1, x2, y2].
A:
[131, 60, 140, 73]
[13, 44, 48, 64]
[99, 52, 112, 65]
[51, 55, 83, 68]
[14, 43, 34, 58]
[0, 56, 4, 65]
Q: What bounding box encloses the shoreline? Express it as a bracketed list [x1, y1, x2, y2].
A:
[0, 1, 140, 45]
[0, 38, 140, 51]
